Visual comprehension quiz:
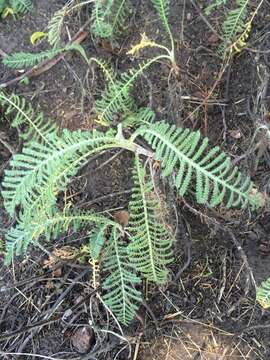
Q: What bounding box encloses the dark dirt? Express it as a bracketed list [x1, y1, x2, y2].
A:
[1, 0, 270, 359]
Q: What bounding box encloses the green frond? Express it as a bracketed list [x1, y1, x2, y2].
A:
[2, 43, 83, 69]
[48, 6, 68, 47]
[2, 126, 136, 221]
[91, 0, 132, 39]
[92, 56, 133, 125]
[110, 0, 132, 38]
[90, 57, 116, 85]
[95, 70, 136, 124]
[4, 210, 118, 265]
[91, 0, 114, 39]
[102, 225, 142, 325]
[1, 129, 118, 216]
[4, 224, 30, 265]
[32, 211, 119, 241]
[3, 48, 66, 69]
[10, 0, 33, 14]
[88, 224, 108, 260]
[0, 0, 6, 12]
[94, 57, 164, 124]
[0, 91, 58, 143]
[219, 0, 250, 55]
[205, 0, 228, 15]
[127, 155, 173, 284]
[135, 121, 259, 209]
[122, 107, 155, 128]
[151, 0, 171, 38]
[256, 278, 270, 309]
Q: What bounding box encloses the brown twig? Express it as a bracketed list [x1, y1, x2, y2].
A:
[0, 133, 15, 153]
[0, 48, 8, 58]
[16, 269, 90, 353]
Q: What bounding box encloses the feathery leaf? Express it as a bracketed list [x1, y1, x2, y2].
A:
[256, 277, 270, 309]
[110, 0, 132, 38]
[205, 0, 228, 15]
[91, 0, 132, 39]
[136, 121, 259, 209]
[127, 155, 173, 283]
[151, 0, 171, 38]
[3, 48, 66, 69]
[2, 43, 84, 69]
[1, 128, 120, 217]
[4, 224, 30, 265]
[94, 56, 164, 124]
[91, 0, 114, 38]
[0, 91, 58, 143]
[4, 210, 118, 265]
[48, 6, 67, 47]
[122, 107, 155, 128]
[102, 225, 142, 325]
[219, 0, 250, 55]
[95, 70, 136, 125]
[10, 0, 33, 14]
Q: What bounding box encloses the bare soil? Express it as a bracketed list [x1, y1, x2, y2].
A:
[1, 1, 270, 359]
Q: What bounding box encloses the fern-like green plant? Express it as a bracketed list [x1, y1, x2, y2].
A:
[91, 0, 114, 38]
[0, 0, 262, 328]
[128, 155, 173, 283]
[94, 70, 136, 125]
[151, 0, 171, 40]
[0, 91, 58, 142]
[219, 0, 250, 55]
[47, 6, 68, 48]
[91, 0, 132, 40]
[4, 209, 118, 264]
[150, 0, 175, 62]
[91, 55, 171, 125]
[90, 1, 179, 125]
[122, 107, 155, 128]
[1, 128, 133, 218]
[10, 0, 32, 13]
[1, 90, 261, 325]
[0, 0, 32, 16]
[110, 0, 132, 38]
[205, 0, 228, 15]
[134, 121, 258, 208]
[256, 277, 270, 309]
[102, 225, 142, 325]
[2, 43, 85, 69]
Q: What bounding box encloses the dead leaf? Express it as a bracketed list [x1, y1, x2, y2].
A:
[43, 246, 79, 276]
[114, 210, 130, 228]
[71, 326, 95, 353]
[229, 130, 242, 139]
[101, 39, 114, 53]
[207, 33, 219, 44]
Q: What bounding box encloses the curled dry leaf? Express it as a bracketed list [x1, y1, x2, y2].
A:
[43, 246, 80, 277]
